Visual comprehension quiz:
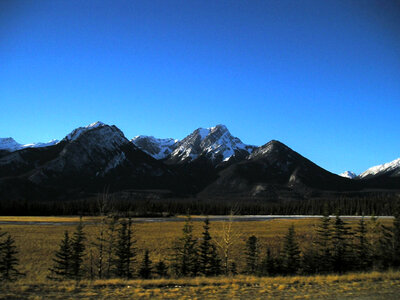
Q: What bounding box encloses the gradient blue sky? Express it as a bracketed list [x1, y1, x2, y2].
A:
[1, 0, 399, 175]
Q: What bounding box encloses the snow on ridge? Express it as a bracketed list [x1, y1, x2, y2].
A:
[0, 137, 22, 151]
[131, 135, 179, 160]
[359, 158, 400, 178]
[64, 121, 107, 141]
[339, 171, 357, 179]
[170, 124, 255, 163]
[198, 128, 211, 140]
[0, 137, 59, 151]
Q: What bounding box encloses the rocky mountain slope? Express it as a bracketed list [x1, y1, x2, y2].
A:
[1, 122, 399, 203]
[358, 158, 400, 179]
[166, 124, 256, 165]
[131, 136, 178, 159]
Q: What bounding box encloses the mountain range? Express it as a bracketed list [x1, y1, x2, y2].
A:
[1, 121, 399, 203]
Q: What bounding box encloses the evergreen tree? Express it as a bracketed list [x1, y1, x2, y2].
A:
[171, 216, 198, 277]
[105, 215, 118, 278]
[155, 260, 168, 278]
[48, 231, 72, 280]
[198, 218, 221, 276]
[282, 225, 300, 274]
[230, 261, 237, 276]
[70, 219, 86, 280]
[331, 214, 351, 273]
[367, 214, 381, 265]
[377, 223, 394, 269]
[393, 209, 400, 267]
[301, 246, 319, 274]
[139, 249, 152, 279]
[245, 235, 258, 274]
[260, 247, 276, 276]
[314, 209, 332, 273]
[115, 218, 136, 279]
[355, 216, 371, 270]
[0, 234, 23, 281]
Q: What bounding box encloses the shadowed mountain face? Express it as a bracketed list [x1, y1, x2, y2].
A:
[198, 140, 360, 199]
[0, 122, 399, 203]
[0, 124, 185, 201]
[131, 136, 178, 160]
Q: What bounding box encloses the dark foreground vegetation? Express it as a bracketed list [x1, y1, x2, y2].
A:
[0, 192, 399, 216]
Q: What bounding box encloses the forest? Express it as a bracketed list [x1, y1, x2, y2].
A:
[0, 192, 399, 216]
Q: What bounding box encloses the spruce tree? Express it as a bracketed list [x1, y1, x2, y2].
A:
[314, 209, 332, 273]
[301, 246, 319, 275]
[139, 249, 152, 279]
[105, 215, 118, 278]
[282, 225, 300, 274]
[378, 223, 394, 269]
[0, 234, 23, 281]
[115, 218, 136, 279]
[155, 260, 168, 278]
[368, 214, 381, 266]
[355, 216, 371, 270]
[70, 219, 86, 280]
[198, 218, 221, 276]
[393, 209, 400, 267]
[260, 247, 276, 276]
[48, 231, 72, 280]
[171, 216, 198, 277]
[332, 214, 351, 273]
[245, 235, 258, 274]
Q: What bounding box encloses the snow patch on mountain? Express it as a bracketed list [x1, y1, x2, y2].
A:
[131, 136, 178, 159]
[0, 137, 59, 152]
[339, 171, 357, 179]
[248, 140, 288, 160]
[0, 138, 22, 151]
[359, 158, 400, 178]
[63, 121, 106, 142]
[169, 124, 255, 163]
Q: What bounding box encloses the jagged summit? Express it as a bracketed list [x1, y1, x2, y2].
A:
[166, 124, 255, 164]
[63, 121, 107, 142]
[359, 158, 400, 179]
[131, 135, 178, 159]
[339, 171, 357, 179]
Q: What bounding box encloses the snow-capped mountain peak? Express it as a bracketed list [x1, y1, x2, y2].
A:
[167, 124, 255, 164]
[339, 171, 357, 179]
[63, 121, 107, 142]
[0, 137, 59, 152]
[0, 137, 22, 151]
[359, 158, 400, 179]
[131, 135, 179, 159]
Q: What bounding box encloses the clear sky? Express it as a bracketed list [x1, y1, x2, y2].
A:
[1, 0, 399, 175]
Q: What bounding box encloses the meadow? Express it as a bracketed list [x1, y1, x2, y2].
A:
[0, 216, 399, 299]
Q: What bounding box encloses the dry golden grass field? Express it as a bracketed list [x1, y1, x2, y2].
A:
[0, 216, 399, 299]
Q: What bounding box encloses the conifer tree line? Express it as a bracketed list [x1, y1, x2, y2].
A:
[1, 194, 399, 216]
[2, 210, 400, 282]
[45, 211, 400, 281]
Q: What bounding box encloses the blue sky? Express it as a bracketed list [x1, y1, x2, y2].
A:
[1, 0, 399, 174]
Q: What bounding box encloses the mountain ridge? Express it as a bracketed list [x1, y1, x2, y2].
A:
[1, 121, 399, 204]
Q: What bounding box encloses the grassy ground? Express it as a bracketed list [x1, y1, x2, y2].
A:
[1, 272, 400, 299]
[0, 216, 397, 299]
[0, 217, 392, 281]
